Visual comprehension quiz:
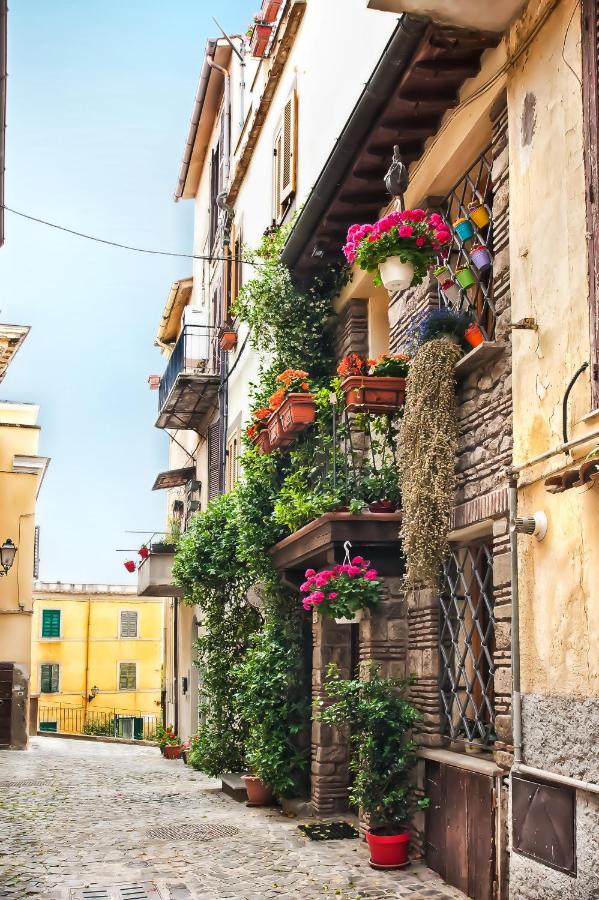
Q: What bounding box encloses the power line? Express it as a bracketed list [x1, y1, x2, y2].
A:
[2, 205, 258, 264]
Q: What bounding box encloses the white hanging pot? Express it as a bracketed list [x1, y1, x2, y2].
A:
[334, 611, 362, 625]
[379, 256, 415, 292]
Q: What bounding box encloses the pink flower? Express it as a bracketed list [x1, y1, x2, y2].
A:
[328, 592, 338, 599]
[435, 229, 452, 244]
[303, 599, 312, 610]
[332, 565, 342, 575]
[364, 569, 378, 580]
[398, 225, 414, 238]
[312, 591, 325, 601]
[351, 556, 365, 566]
[411, 208, 426, 222]
[300, 581, 311, 592]
[428, 213, 444, 227]
[415, 236, 426, 247]
[347, 565, 361, 577]
[305, 568, 316, 578]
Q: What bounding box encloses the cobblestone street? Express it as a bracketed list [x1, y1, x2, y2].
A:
[0, 737, 467, 900]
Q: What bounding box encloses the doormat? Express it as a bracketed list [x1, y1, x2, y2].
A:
[298, 821, 359, 841]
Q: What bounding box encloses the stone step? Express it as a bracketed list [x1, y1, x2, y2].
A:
[220, 772, 248, 802]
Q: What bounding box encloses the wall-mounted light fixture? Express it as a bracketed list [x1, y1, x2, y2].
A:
[0, 538, 17, 576]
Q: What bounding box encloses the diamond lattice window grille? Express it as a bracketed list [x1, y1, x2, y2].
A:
[436, 147, 496, 339]
[439, 542, 495, 745]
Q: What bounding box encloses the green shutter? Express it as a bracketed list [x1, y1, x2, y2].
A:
[39, 721, 57, 732]
[40, 663, 59, 693]
[42, 609, 61, 638]
[119, 663, 136, 690]
[133, 717, 144, 740]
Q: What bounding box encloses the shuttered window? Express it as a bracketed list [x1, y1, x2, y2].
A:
[582, 0, 599, 403]
[208, 421, 221, 500]
[272, 90, 297, 223]
[226, 433, 240, 492]
[120, 610, 138, 639]
[41, 609, 61, 638]
[119, 662, 137, 690]
[40, 663, 59, 693]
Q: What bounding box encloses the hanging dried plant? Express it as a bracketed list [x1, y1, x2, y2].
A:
[398, 337, 463, 587]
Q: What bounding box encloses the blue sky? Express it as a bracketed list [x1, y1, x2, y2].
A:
[0, 1, 252, 584]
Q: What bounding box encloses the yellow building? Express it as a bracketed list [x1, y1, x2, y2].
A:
[0, 324, 49, 750]
[31, 583, 163, 739]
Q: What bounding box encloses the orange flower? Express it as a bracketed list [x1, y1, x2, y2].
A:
[269, 388, 286, 410]
[254, 407, 271, 421]
[301, 382, 309, 390]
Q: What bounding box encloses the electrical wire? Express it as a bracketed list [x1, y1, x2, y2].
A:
[1, 205, 259, 265]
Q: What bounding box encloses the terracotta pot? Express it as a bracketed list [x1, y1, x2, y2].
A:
[278, 393, 316, 434]
[219, 330, 238, 352]
[468, 201, 490, 228]
[267, 411, 296, 450]
[341, 375, 406, 415]
[251, 23, 272, 57]
[366, 830, 410, 869]
[254, 428, 272, 455]
[464, 322, 485, 348]
[379, 256, 415, 292]
[368, 500, 398, 513]
[242, 774, 273, 806]
[124, 560, 136, 573]
[455, 266, 477, 289]
[453, 218, 474, 242]
[260, 0, 282, 21]
[164, 744, 183, 760]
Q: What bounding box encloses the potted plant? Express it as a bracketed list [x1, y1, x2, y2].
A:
[439, 278, 461, 304]
[300, 557, 381, 624]
[156, 725, 183, 758]
[417, 308, 470, 348]
[246, 406, 273, 454]
[469, 243, 492, 273]
[138, 545, 150, 560]
[432, 264, 451, 285]
[250, 17, 272, 57]
[124, 559, 136, 573]
[453, 216, 474, 242]
[455, 264, 477, 289]
[468, 199, 490, 228]
[242, 773, 274, 806]
[319, 665, 429, 869]
[273, 369, 316, 435]
[338, 353, 409, 414]
[219, 323, 238, 352]
[151, 540, 177, 553]
[361, 463, 401, 513]
[464, 321, 485, 348]
[343, 210, 451, 292]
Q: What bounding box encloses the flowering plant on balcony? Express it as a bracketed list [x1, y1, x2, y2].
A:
[268, 368, 312, 410]
[336, 353, 410, 379]
[300, 557, 381, 619]
[342, 210, 452, 289]
[245, 406, 272, 442]
[156, 724, 181, 748]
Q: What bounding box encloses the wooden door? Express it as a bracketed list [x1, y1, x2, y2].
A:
[0, 663, 14, 745]
[425, 760, 495, 900]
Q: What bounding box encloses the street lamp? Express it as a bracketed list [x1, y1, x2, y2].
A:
[0, 538, 17, 576]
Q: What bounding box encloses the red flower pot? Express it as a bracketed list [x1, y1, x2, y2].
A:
[278, 393, 316, 434]
[242, 775, 273, 806]
[341, 376, 406, 415]
[267, 411, 295, 450]
[366, 830, 410, 869]
[251, 23, 272, 57]
[164, 744, 183, 760]
[254, 428, 272, 455]
[368, 500, 398, 513]
[464, 322, 485, 348]
[138, 546, 150, 560]
[219, 330, 238, 352]
[124, 560, 136, 573]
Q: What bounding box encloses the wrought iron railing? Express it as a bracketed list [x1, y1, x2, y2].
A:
[437, 147, 495, 338]
[38, 704, 160, 741]
[158, 325, 220, 411]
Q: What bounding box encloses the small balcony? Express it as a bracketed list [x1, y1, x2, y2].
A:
[365, 1, 525, 32]
[156, 325, 220, 433]
[137, 546, 184, 598]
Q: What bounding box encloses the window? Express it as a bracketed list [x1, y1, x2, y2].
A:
[120, 610, 138, 639]
[208, 421, 221, 501]
[41, 609, 61, 638]
[40, 663, 59, 693]
[209, 116, 225, 251]
[229, 222, 243, 313]
[272, 90, 297, 223]
[225, 432, 240, 492]
[439, 541, 495, 746]
[118, 662, 137, 691]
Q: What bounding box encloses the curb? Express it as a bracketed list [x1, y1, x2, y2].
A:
[36, 730, 158, 748]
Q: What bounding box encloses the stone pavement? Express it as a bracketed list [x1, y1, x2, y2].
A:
[0, 737, 467, 900]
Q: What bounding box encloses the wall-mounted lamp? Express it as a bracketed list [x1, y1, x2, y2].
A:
[0, 538, 17, 576]
[87, 685, 99, 703]
[512, 511, 548, 541]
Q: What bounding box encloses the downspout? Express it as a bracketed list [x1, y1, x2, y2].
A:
[83, 596, 91, 723]
[173, 598, 179, 735]
[174, 38, 218, 202]
[507, 472, 523, 766]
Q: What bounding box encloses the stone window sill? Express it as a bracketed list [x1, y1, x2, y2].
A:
[455, 341, 505, 379]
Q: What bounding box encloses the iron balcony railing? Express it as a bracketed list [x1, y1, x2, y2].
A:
[38, 704, 160, 740]
[158, 325, 220, 412]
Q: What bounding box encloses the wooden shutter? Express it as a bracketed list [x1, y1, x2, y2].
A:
[280, 90, 297, 204]
[208, 421, 221, 500]
[41, 664, 59, 693]
[120, 610, 138, 639]
[582, 0, 599, 402]
[273, 127, 283, 222]
[42, 609, 60, 638]
[119, 663, 136, 690]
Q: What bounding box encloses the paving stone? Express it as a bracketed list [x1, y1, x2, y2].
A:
[0, 737, 467, 900]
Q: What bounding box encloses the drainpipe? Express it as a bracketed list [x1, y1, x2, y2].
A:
[508, 471, 523, 766]
[173, 598, 179, 735]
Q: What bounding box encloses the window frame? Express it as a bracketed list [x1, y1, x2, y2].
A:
[118, 661, 138, 692]
[119, 609, 139, 640]
[40, 662, 60, 694]
[272, 89, 297, 224]
[41, 608, 61, 640]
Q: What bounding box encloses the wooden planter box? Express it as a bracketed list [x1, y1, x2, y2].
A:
[251, 23, 272, 57]
[219, 330, 237, 352]
[254, 428, 273, 455]
[260, 0, 282, 22]
[268, 411, 296, 450]
[278, 393, 316, 434]
[341, 375, 406, 414]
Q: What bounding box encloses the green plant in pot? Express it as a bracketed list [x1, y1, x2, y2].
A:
[361, 462, 401, 513]
[319, 664, 428, 869]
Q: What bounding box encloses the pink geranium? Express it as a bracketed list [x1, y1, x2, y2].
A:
[300, 556, 381, 619]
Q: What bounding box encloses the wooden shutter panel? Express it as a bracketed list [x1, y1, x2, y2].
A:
[120, 610, 138, 638]
[42, 609, 60, 638]
[208, 422, 221, 500]
[51, 665, 59, 693]
[273, 128, 283, 221]
[582, 0, 599, 401]
[280, 90, 297, 204]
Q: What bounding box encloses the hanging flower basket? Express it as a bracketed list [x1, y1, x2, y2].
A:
[468, 200, 490, 229]
[343, 210, 451, 293]
[250, 22, 272, 57]
[455, 265, 477, 289]
[259, 0, 282, 22]
[278, 392, 316, 434]
[124, 560, 136, 573]
[469, 244, 492, 273]
[453, 217, 475, 242]
[464, 322, 485, 348]
[219, 329, 238, 352]
[300, 556, 381, 620]
[138, 545, 150, 560]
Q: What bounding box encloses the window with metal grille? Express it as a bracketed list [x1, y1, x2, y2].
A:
[439, 541, 496, 746]
[41, 609, 61, 638]
[119, 662, 137, 691]
[40, 663, 59, 693]
[120, 610, 138, 639]
[437, 148, 495, 338]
